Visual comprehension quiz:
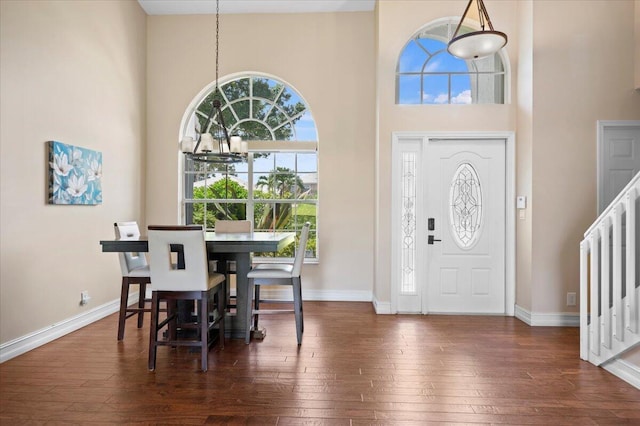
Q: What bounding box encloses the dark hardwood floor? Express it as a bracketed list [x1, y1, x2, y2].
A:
[1, 301, 639, 425]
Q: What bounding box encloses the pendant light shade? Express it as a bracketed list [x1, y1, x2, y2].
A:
[447, 0, 507, 60]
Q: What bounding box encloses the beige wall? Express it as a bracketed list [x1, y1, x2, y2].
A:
[145, 12, 376, 297]
[0, 0, 147, 343]
[636, 0, 640, 88]
[530, 0, 640, 314]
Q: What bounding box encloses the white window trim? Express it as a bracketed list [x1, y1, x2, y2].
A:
[395, 17, 511, 105]
[178, 73, 320, 262]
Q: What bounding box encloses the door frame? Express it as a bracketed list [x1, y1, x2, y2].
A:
[391, 131, 516, 316]
[597, 120, 640, 214]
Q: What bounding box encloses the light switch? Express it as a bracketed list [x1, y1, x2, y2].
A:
[516, 196, 527, 209]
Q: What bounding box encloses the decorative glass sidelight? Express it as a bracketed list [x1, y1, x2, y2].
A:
[449, 163, 483, 248]
[401, 153, 417, 293]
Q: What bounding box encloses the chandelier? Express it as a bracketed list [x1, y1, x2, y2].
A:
[180, 0, 247, 164]
[447, 0, 507, 60]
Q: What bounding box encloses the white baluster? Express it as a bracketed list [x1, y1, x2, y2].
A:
[600, 219, 611, 349]
[590, 230, 600, 356]
[612, 204, 622, 341]
[580, 239, 589, 361]
[626, 188, 637, 333]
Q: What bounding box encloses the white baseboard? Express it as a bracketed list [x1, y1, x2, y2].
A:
[515, 304, 580, 327]
[0, 292, 138, 363]
[258, 288, 372, 302]
[515, 305, 532, 324]
[603, 358, 640, 390]
[372, 296, 392, 314]
[305, 289, 372, 302]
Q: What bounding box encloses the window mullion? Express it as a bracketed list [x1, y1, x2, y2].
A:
[247, 153, 254, 225]
[262, 100, 277, 123]
[226, 101, 240, 126]
[249, 78, 253, 119]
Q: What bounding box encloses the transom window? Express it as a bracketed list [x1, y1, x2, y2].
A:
[396, 20, 506, 104]
[181, 75, 318, 260]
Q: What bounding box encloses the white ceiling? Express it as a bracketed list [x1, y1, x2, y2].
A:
[137, 0, 376, 15]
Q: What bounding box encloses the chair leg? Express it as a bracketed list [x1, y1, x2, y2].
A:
[117, 277, 130, 340]
[292, 277, 303, 345]
[253, 285, 261, 330]
[225, 273, 231, 310]
[148, 291, 160, 371]
[245, 278, 254, 344]
[216, 284, 225, 350]
[167, 300, 178, 343]
[200, 292, 208, 372]
[223, 276, 229, 312]
[298, 277, 304, 333]
[137, 282, 147, 328]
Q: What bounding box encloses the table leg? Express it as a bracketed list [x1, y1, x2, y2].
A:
[226, 252, 250, 339]
[225, 252, 267, 340]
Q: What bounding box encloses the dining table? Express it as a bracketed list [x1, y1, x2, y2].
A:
[100, 231, 296, 339]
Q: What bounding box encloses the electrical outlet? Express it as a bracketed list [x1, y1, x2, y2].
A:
[80, 290, 91, 305]
[567, 292, 576, 306]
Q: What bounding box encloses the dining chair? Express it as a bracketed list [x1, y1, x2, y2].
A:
[114, 221, 151, 341]
[147, 225, 225, 372]
[245, 222, 310, 346]
[214, 220, 252, 310]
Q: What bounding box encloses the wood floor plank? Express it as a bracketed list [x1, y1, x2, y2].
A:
[1, 301, 638, 424]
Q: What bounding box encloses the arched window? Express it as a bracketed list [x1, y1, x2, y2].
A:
[396, 20, 506, 104]
[181, 74, 318, 260]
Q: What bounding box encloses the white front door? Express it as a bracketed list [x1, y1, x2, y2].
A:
[392, 135, 510, 314]
[425, 139, 506, 314]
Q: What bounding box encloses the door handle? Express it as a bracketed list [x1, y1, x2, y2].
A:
[428, 235, 441, 245]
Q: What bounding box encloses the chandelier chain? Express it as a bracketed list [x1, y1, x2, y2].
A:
[215, 0, 220, 93]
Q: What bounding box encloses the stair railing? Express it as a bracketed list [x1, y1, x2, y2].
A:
[580, 171, 639, 366]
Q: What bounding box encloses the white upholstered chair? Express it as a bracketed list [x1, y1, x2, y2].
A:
[114, 221, 151, 341]
[147, 225, 225, 372]
[214, 220, 252, 309]
[245, 222, 310, 346]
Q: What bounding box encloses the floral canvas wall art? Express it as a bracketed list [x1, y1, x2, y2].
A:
[48, 141, 102, 205]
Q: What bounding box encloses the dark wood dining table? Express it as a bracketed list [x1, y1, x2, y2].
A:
[100, 231, 295, 339]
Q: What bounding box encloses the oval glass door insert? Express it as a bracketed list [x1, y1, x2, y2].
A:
[449, 163, 483, 248]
